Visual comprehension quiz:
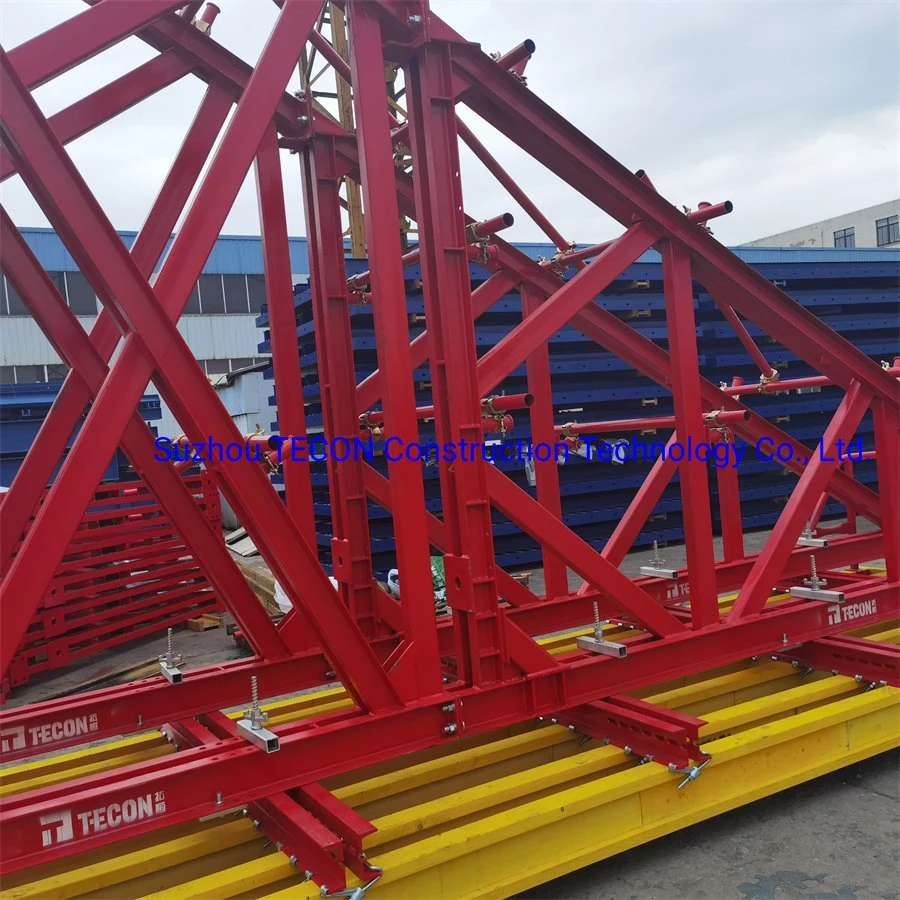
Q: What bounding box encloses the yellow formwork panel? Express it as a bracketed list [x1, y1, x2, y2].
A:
[2, 627, 897, 900]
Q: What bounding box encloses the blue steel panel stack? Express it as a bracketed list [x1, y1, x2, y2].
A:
[257, 248, 898, 577]
[0, 382, 162, 487]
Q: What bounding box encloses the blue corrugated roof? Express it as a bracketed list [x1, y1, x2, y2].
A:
[16, 227, 899, 275]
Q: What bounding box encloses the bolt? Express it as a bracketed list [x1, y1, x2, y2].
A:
[304, 871, 314, 882]
[568, 724, 576, 732]
[167, 627, 174, 656]
[592, 600, 603, 638]
[325, 670, 336, 680]
[623, 745, 633, 755]
[252, 819, 260, 829]
[251, 674, 260, 708]
[782, 633, 788, 645]
[298, 114, 309, 124]
[215, 791, 223, 806]
[407, 14, 422, 24]
[138, 714, 143, 726]
[289, 855, 298, 867]
[441, 702, 456, 713]
[443, 723, 457, 735]
[276, 841, 284, 852]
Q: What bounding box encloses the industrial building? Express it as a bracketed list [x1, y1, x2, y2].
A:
[743, 199, 900, 249]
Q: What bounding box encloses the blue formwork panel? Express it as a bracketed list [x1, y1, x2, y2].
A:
[0, 383, 162, 486]
[260, 247, 898, 575]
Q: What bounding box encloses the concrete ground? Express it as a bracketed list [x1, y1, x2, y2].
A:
[4, 524, 897, 899]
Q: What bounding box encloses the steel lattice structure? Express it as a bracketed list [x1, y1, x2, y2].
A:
[1, 0, 898, 884]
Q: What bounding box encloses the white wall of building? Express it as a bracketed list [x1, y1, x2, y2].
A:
[742, 200, 900, 249]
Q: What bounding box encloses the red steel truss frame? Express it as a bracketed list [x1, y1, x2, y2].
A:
[2, 472, 221, 697]
[1, 0, 898, 879]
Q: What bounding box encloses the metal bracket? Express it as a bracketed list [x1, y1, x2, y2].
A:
[575, 634, 627, 658]
[668, 754, 712, 789]
[237, 718, 280, 753]
[321, 863, 383, 900]
[789, 586, 845, 603]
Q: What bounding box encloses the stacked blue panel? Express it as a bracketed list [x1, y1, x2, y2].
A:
[0, 382, 163, 487]
[257, 249, 898, 577]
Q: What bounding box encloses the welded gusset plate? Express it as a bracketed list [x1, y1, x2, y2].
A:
[555, 695, 706, 768]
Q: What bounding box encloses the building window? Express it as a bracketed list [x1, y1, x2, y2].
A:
[223, 275, 250, 314]
[0, 366, 15, 384]
[833, 227, 855, 248]
[46, 364, 68, 382]
[184, 282, 202, 314]
[876, 215, 899, 246]
[198, 274, 226, 314]
[204, 358, 231, 376]
[64, 272, 98, 315]
[248, 275, 267, 313]
[14, 365, 45, 383]
[5, 277, 28, 315]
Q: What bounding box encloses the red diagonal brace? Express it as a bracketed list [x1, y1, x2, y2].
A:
[485, 465, 686, 637]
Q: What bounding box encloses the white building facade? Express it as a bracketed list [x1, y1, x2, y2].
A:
[742, 200, 900, 250]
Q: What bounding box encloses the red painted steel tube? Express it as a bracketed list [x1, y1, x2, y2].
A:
[298, 133, 399, 644]
[522, 284, 568, 599]
[713, 432, 745, 562]
[0, 52, 193, 183]
[495, 39, 535, 70]
[712, 297, 777, 379]
[308, 27, 352, 85]
[362, 392, 533, 425]
[347, 247, 420, 291]
[456, 116, 583, 266]
[355, 271, 519, 412]
[557, 409, 750, 436]
[6, 0, 186, 90]
[348, 4, 442, 695]
[406, 40, 505, 684]
[255, 128, 316, 542]
[466, 212, 514, 241]
[723, 368, 900, 396]
[661, 242, 719, 627]
[730, 381, 873, 620]
[476, 224, 658, 395]
[546, 202, 732, 270]
[0, 84, 233, 572]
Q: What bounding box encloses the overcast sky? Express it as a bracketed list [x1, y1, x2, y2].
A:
[0, 0, 897, 247]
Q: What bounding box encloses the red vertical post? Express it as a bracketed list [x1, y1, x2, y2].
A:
[299, 133, 385, 641]
[347, 4, 441, 696]
[661, 242, 719, 627]
[521, 284, 568, 600]
[405, 39, 505, 684]
[255, 128, 316, 543]
[712, 430, 744, 561]
[873, 401, 899, 580]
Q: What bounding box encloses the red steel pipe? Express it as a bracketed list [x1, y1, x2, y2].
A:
[546, 202, 733, 269]
[495, 39, 535, 70]
[557, 409, 750, 436]
[724, 366, 900, 396]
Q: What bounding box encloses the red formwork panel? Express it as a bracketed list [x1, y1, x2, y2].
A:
[0, 0, 897, 880]
[2, 473, 221, 697]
